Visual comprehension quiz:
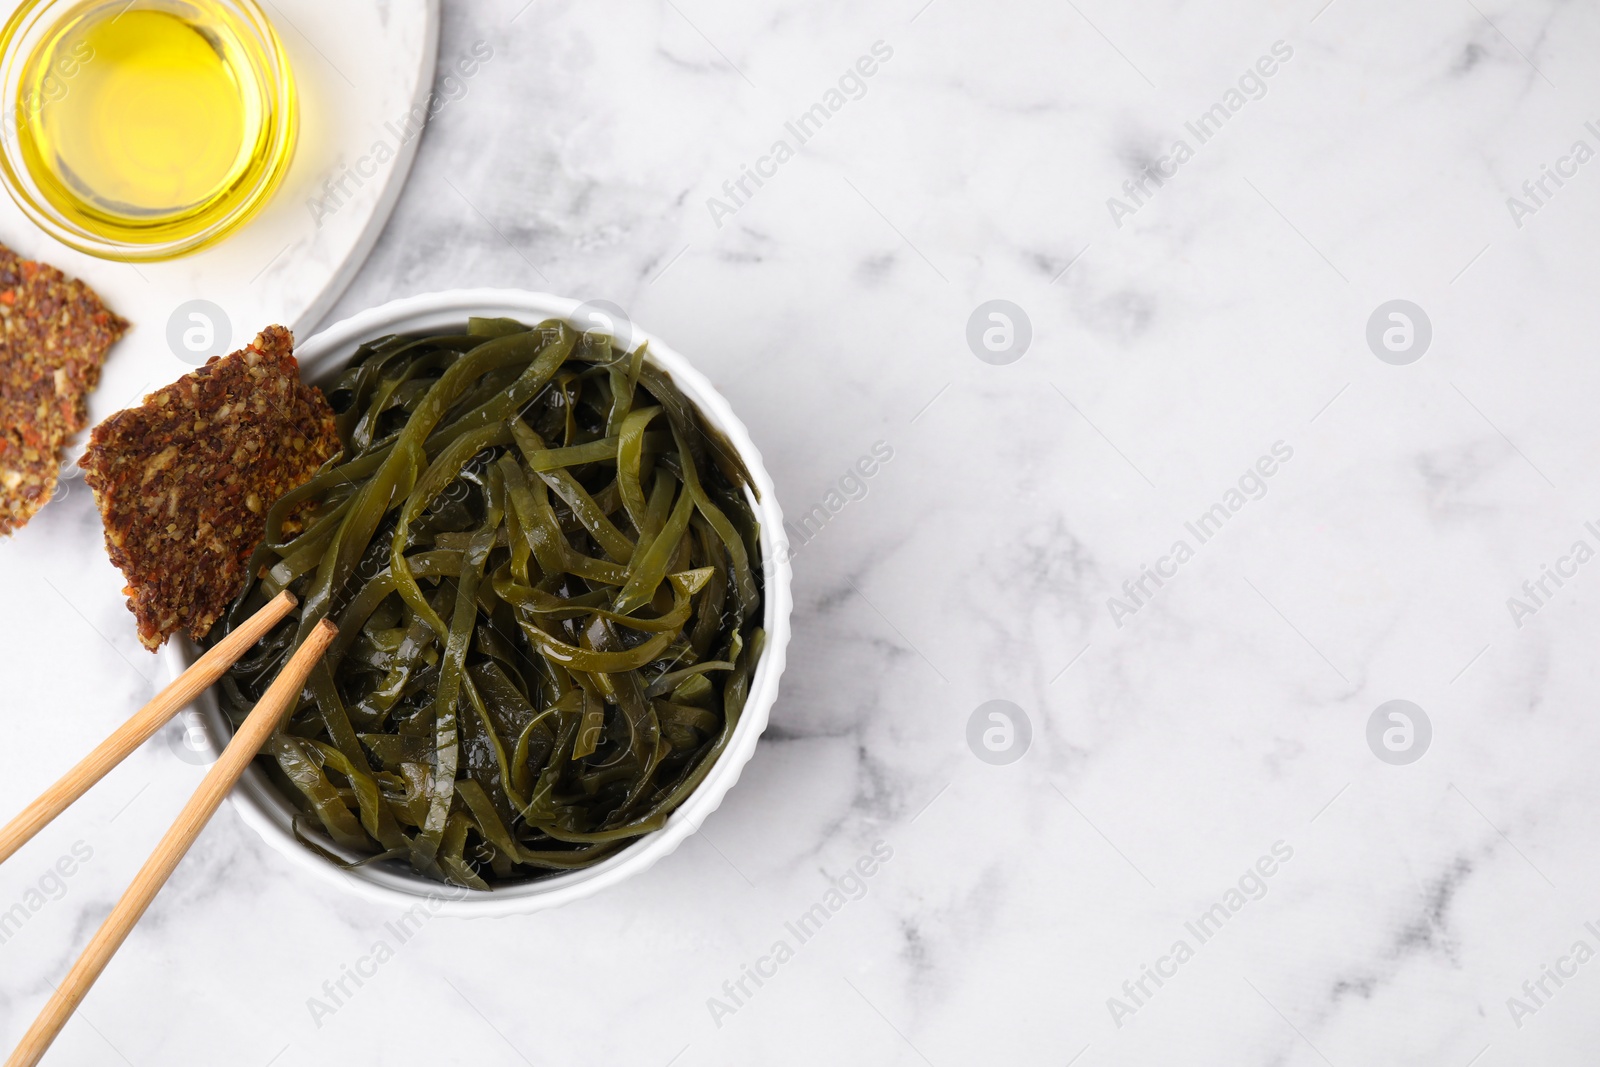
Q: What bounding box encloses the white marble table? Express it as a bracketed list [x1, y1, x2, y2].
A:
[6, 0, 1600, 1064]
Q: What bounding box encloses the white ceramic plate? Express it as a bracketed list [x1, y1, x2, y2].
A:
[163, 289, 792, 917]
[0, 0, 443, 461]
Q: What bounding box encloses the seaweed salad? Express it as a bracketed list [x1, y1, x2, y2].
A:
[205, 317, 765, 888]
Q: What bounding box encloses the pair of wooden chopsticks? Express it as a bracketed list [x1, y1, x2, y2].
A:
[1, 590, 336, 1067]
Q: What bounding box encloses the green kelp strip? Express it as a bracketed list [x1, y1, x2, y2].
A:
[206, 318, 765, 888]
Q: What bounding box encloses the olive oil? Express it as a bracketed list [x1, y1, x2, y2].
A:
[12, 0, 295, 252]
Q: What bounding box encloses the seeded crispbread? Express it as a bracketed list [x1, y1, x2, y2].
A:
[79, 326, 340, 649]
[0, 244, 128, 535]
[0, 435, 66, 534]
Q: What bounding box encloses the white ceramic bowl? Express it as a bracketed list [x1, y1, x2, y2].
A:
[163, 289, 791, 917]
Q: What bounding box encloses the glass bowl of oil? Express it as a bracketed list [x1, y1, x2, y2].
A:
[0, 0, 296, 261]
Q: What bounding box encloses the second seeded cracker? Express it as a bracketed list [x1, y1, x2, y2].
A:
[79, 326, 340, 649]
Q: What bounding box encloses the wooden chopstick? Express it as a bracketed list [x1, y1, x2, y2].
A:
[0, 589, 300, 868]
[5, 618, 337, 1067]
